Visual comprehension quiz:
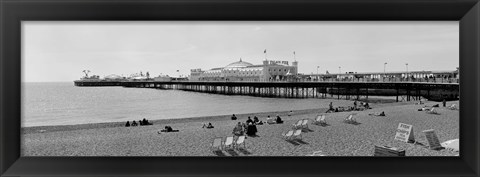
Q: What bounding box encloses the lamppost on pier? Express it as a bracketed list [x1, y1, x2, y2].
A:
[405, 63, 409, 79]
[383, 62, 387, 76]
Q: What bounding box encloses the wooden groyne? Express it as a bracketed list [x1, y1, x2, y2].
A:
[74, 81, 459, 102]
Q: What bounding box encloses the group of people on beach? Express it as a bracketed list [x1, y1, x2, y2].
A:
[326, 101, 371, 113]
[233, 121, 258, 136]
[125, 118, 152, 127]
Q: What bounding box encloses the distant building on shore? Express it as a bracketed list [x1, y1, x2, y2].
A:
[190, 58, 298, 81]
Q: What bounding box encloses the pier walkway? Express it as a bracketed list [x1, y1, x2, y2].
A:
[74, 80, 459, 102]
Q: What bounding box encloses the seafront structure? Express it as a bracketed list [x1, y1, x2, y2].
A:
[189, 59, 298, 82]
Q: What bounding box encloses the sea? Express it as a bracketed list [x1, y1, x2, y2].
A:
[23, 82, 333, 127]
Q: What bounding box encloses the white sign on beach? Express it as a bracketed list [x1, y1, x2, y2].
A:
[394, 123, 415, 143]
[423, 129, 443, 150]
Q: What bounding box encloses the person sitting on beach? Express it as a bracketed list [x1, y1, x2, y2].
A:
[142, 118, 152, 125]
[364, 102, 370, 109]
[246, 117, 253, 124]
[231, 114, 237, 120]
[276, 115, 284, 124]
[253, 116, 260, 124]
[246, 122, 258, 136]
[329, 102, 334, 111]
[125, 121, 130, 127]
[159, 126, 179, 132]
[233, 122, 244, 136]
[206, 122, 214, 129]
[139, 120, 143, 126]
[354, 100, 358, 110]
[288, 110, 293, 116]
[266, 115, 275, 124]
[131, 121, 138, 126]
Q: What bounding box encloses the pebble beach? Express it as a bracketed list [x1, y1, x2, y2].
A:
[21, 99, 459, 156]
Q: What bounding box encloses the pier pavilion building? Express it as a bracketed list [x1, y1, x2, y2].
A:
[190, 59, 298, 81]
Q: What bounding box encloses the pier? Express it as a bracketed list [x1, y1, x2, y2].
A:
[74, 81, 459, 102]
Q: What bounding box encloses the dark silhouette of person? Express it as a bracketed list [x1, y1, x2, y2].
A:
[125, 121, 130, 127]
[132, 121, 138, 126]
[253, 116, 259, 123]
[246, 117, 253, 124]
[443, 99, 447, 107]
[142, 118, 151, 125]
[139, 120, 143, 126]
[246, 123, 258, 136]
[276, 115, 284, 124]
[329, 102, 334, 111]
[231, 114, 237, 120]
[379, 111, 386, 116]
[207, 122, 214, 129]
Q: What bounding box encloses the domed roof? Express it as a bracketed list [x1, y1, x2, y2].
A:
[225, 59, 253, 68]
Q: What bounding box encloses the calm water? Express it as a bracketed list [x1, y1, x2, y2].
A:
[23, 82, 330, 127]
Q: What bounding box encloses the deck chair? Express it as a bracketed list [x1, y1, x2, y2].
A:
[210, 137, 223, 151]
[319, 115, 327, 125]
[448, 104, 458, 110]
[312, 115, 322, 125]
[224, 136, 235, 150]
[427, 108, 439, 114]
[292, 129, 303, 140]
[282, 130, 294, 140]
[343, 114, 357, 124]
[301, 119, 309, 129]
[292, 120, 303, 129]
[235, 135, 246, 149]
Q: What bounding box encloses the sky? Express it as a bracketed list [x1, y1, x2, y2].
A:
[23, 21, 458, 82]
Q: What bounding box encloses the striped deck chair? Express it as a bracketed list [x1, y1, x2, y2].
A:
[292, 120, 303, 129]
[282, 130, 294, 140]
[301, 119, 309, 129]
[292, 129, 303, 140]
[427, 108, 439, 114]
[224, 136, 235, 150]
[343, 114, 357, 124]
[313, 115, 322, 125]
[210, 137, 223, 151]
[235, 135, 246, 149]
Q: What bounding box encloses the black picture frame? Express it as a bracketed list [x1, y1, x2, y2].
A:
[1, 0, 478, 176]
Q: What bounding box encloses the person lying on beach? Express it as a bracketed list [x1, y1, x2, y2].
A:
[231, 114, 237, 120]
[131, 121, 138, 126]
[432, 104, 439, 107]
[159, 126, 179, 132]
[125, 121, 130, 127]
[276, 115, 284, 124]
[369, 111, 386, 116]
